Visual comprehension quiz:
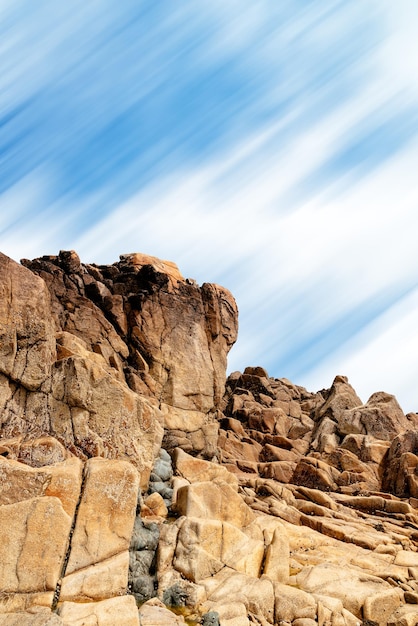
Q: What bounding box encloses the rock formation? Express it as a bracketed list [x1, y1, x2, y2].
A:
[1, 249, 418, 625]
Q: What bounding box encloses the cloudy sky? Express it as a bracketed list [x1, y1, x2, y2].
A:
[1, 1, 418, 413]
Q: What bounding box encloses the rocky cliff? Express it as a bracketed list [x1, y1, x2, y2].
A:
[1, 250, 418, 626]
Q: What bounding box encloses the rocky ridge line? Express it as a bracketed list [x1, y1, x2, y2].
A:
[1, 250, 418, 626]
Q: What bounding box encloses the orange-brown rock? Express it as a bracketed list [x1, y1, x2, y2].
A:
[3, 248, 418, 625]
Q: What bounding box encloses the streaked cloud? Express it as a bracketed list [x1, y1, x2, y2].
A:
[1, 1, 418, 412]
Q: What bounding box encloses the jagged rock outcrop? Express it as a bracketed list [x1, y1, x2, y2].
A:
[2, 249, 418, 626]
[20, 250, 238, 461]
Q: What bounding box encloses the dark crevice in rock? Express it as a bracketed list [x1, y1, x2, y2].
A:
[51, 463, 88, 612]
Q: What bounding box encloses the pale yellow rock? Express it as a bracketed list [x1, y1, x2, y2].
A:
[174, 517, 224, 582]
[129, 278, 238, 414]
[273, 582, 317, 622]
[0, 455, 83, 518]
[0, 611, 63, 625]
[174, 517, 264, 583]
[363, 588, 404, 625]
[171, 476, 190, 508]
[44, 457, 84, 517]
[173, 448, 238, 489]
[60, 551, 129, 601]
[0, 435, 71, 467]
[161, 405, 206, 432]
[51, 355, 164, 484]
[0, 593, 54, 614]
[157, 520, 182, 577]
[395, 550, 418, 567]
[295, 563, 390, 618]
[314, 595, 361, 626]
[0, 496, 71, 593]
[263, 527, 290, 583]
[201, 568, 274, 624]
[0, 457, 51, 505]
[388, 604, 418, 626]
[176, 481, 254, 528]
[56, 331, 125, 382]
[58, 595, 139, 625]
[142, 492, 168, 518]
[202, 601, 249, 626]
[137, 597, 187, 625]
[66, 458, 139, 574]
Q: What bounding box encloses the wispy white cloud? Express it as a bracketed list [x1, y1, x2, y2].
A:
[2, 1, 418, 412]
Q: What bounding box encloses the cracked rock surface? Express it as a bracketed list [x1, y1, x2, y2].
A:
[2, 250, 418, 626]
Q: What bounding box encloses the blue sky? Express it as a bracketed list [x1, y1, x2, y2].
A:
[2, 1, 418, 412]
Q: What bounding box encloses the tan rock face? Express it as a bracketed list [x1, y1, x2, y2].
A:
[0, 496, 70, 594]
[16, 250, 238, 462]
[138, 597, 187, 625]
[65, 458, 139, 574]
[175, 481, 254, 528]
[4, 248, 418, 626]
[0, 612, 64, 626]
[174, 517, 264, 582]
[0, 453, 139, 616]
[0, 252, 56, 391]
[173, 447, 238, 489]
[58, 596, 139, 626]
[0, 456, 83, 516]
[0, 253, 165, 481]
[59, 552, 130, 602]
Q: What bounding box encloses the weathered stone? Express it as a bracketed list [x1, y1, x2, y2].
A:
[363, 588, 404, 625]
[292, 457, 339, 492]
[66, 458, 139, 574]
[296, 563, 390, 617]
[394, 551, 418, 567]
[0, 456, 83, 517]
[0, 436, 71, 467]
[201, 602, 248, 626]
[0, 496, 71, 593]
[173, 448, 238, 489]
[137, 597, 187, 625]
[0, 612, 63, 626]
[388, 604, 418, 626]
[175, 481, 254, 527]
[58, 595, 139, 625]
[174, 517, 264, 582]
[60, 551, 129, 601]
[0, 253, 56, 391]
[338, 392, 411, 441]
[142, 492, 168, 518]
[263, 527, 290, 583]
[202, 568, 274, 624]
[273, 583, 317, 622]
[161, 404, 206, 432]
[51, 356, 163, 483]
[0, 593, 54, 614]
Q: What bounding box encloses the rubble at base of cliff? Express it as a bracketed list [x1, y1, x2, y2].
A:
[1, 250, 418, 626]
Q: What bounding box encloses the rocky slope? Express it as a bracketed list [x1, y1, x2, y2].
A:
[1, 250, 418, 625]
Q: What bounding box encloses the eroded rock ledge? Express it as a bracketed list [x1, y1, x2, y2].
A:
[1, 250, 418, 626]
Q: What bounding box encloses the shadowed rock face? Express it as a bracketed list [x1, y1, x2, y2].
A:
[219, 369, 418, 498]
[21, 250, 238, 413]
[0, 250, 238, 478]
[20, 250, 238, 461]
[2, 249, 418, 626]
